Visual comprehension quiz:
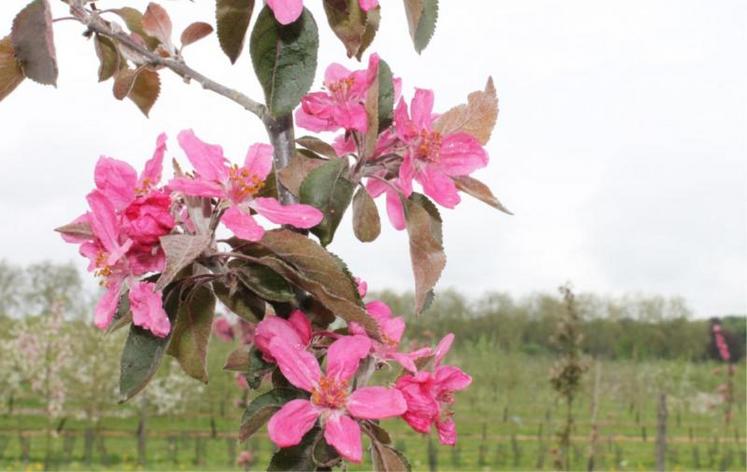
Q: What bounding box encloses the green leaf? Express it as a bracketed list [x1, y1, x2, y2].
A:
[377, 59, 395, 130]
[0, 37, 25, 102]
[119, 288, 179, 401]
[216, 0, 255, 63]
[268, 427, 339, 471]
[323, 0, 380, 59]
[234, 262, 295, 303]
[94, 34, 123, 82]
[299, 158, 355, 246]
[239, 388, 307, 441]
[214, 278, 266, 321]
[403, 0, 438, 54]
[277, 152, 327, 196]
[405, 193, 445, 313]
[352, 186, 380, 242]
[250, 6, 319, 117]
[128, 68, 160, 117]
[11, 0, 57, 86]
[166, 284, 216, 383]
[296, 136, 338, 159]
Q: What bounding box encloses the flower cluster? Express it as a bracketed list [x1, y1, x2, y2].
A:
[59, 131, 323, 338]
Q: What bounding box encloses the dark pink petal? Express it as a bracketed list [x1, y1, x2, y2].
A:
[139, 133, 167, 190]
[221, 206, 265, 241]
[366, 178, 387, 198]
[94, 279, 122, 330]
[434, 333, 454, 365]
[94, 157, 137, 211]
[398, 155, 415, 197]
[268, 399, 319, 448]
[358, 0, 378, 11]
[255, 316, 306, 360]
[389, 352, 418, 373]
[288, 309, 313, 345]
[364, 53, 379, 90]
[347, 387, 407, 419]
[331, 102, 368, 132]
[177, 129, 228, 182]
[266, 0, 304, 25]
[365, 300, 393, 322]
[434, 365, 472, 393]
[296, 107, 334, 133]
[354, 277, 368, 298]
[439, 133, 489, 176]
[324, 413, 363, 463]
[129, 281, 171, 338]
[268, 337, 321, 392]
[418, 168, 461, 209]
[326, 335, 371, 382]
[402, 411, 433, 434]
[86, 190, 123, 256]
[243, 143, 274, 182]
[251, 197, 323, 228]
[393, 98, 413, 139]
[381, 316, 406, 345]
[168, 177, 224, 198]
[436, 418, 457, 445]
[411, 89, 435, 130]
[385, 190, 406, 231]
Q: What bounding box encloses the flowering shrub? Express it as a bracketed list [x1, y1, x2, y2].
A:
[3, 0, 509, 468]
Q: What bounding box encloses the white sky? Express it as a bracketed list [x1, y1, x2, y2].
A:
[0, 1, 745, 316]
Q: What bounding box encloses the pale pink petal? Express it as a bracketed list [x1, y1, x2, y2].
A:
[381, 316, 406, 345]
[386, 190, 406, 230]
[347, 387, 407, 419]
[366, 178, 387, 198]
[392, 77, 403, 103]
[255, 316, 305, 360]
[296, 107, 334, 133]
[434, 333, 454, 365]
[288, 309, 313, 345]
[94, 157, 137, 211]
[168, 177, 224, 198]
[177, 129, 228, 182]
[398, 155, 415, 197]
[268, 337, 321, 392]
[365, 300, 392, 322]
[325, 63, 353, 85]
[439, 133, 489, 176]
[418, 168, 460, 209]
[434, 365, 472, 393]
[436, 418, 457, 445]
[326, 335, 371, 382]
[221, 206, 265, 241]
[266, 0, 304, 25]
[394, 98, 412, 139]
[354, 277, 368, 298]
[243, 143, 274, 181]
[331, 103, 368, 132]
[358, 0, 379, 11]
[94, 279, 122, 330]
[389, 352, 418, 373]
[324, 413, 363, 463]
[411, 89, 435, 130]
[86, 190, 123, 255]
[268, 399, 319, 448]
[251, 197, 323, 228]
[364, 53, 380, 89]
[129, 281, 171, 338]
[347, 321, 367, 337]
[139, 133, 167, 189]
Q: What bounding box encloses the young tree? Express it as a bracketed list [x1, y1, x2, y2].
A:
[2, 1, 508, 468]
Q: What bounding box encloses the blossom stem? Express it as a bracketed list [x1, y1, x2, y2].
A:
[263, 114, 300, 206]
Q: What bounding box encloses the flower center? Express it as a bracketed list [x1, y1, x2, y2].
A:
[135, 178, 154, 196]
[328, 77, 355, 101]
[311, 376, 349, 409]
[228, 165, 264, 202]
[414, 129, 442, 163]
[93, 251, 113, 283]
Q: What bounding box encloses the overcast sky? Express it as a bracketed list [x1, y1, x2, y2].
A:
[0, 1, 745, 316]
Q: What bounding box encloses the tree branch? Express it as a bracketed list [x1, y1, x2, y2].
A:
[69, 6, 267, 119]
[263, 114, 299, 205]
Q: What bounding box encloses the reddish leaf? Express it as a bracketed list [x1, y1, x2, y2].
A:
[112, 7, 160, 50]
[277, 153, 327, 196]
[405, 195, 445, 313]
[323, 0, 380, 59]
[180, 22, 214, 48]
[94, 34, 123, 82]
[142, 2, 174, 50]
[433, 77, 498, 145]
[112, 68, 138, 100]
[156, 233, 213, 291]
[54, 220, 94, 240]
[223, 346, 250, 371]
[216, 0, 255, 64]
[453, 175, 512, 215]
[296, 136, 338, 159]
[167, 285, 216, 383]
[352, 187, 380, 243]
[128, 68, 161, 117]
[11, 0, 57, 86]
[0, 37, 24, 101]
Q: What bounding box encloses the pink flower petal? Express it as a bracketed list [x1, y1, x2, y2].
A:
[381, 316, 406, 345]
[434, 365, 472, 393]
[418, 168, 460, 209]
[86, 190, 123, 256]
[325, 63, 353, 85]
[266, 0, 304, 25]
[358, 0, 379, 11]
[324, 413, 363, 463]
[331, 103, 368, 132]
[255, 315, 306, 361]
[347, 387, 407, 419]
[398, 155, 415, 197]
[168, 177, 224, 198]
[243, 143, 274, 182]
[268, 337, 321, 392]
[389, 352, 418, 373]
[411, 89, 435, 130]
[129, 281, 171, 337]
[434, 333, 454, 365]
[288, 309, 313, 345]
[177, 129, 228, 182]
[326, 335, 371, 382]
[94, 157, 137, 211]
[94, 279, 122, 330]
[221, 206, 265, 241]
[439, 133, 489, 176]
[386, 190, 406, 231]
[394, 98, 413, 139]
[138, 133, 167, 190]
[365, 300, 392, 322]
[268, 399, 319, 448]
[436, 418, 457, 445]
[251, 197, 323, 228]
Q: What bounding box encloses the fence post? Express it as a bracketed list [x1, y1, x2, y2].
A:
[655, 392, 667, 472]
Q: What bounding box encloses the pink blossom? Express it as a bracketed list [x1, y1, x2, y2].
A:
[213, 317, 235, 342]
[394, 89, 489, 209]
[129, 281, 171, 337]
[713, 325, 731, 362]
[267, 335, 406, 462]
[237, 450, 253, 467]
[354, 277, 368, 298]
[169, 130, 323, 241]
[296, 55, 379, 133]
[254, 310, 312, 362]
[395, 334, 472, 445]
[350, 300, 430, 372]
[267, 0, 378, 26]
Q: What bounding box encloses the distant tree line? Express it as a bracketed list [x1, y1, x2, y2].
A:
[375, 289, 746, 362]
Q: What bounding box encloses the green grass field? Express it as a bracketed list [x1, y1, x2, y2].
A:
[1, 343, 744, 471]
